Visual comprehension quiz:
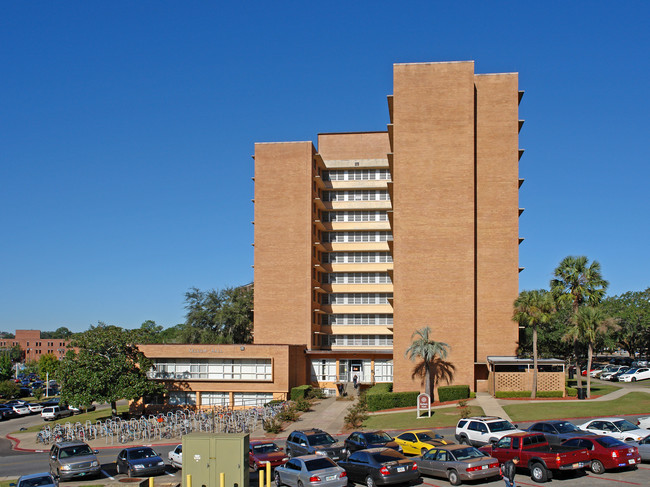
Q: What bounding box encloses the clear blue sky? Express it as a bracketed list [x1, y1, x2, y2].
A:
[1, 2, 648, 333]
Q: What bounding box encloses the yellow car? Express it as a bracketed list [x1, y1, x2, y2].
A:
[393, 429, 449, 455]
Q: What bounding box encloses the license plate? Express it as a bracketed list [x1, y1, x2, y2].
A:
[397, 467, 405, 472]
[628, 459, 636, 464]
[326, 475, 336, 481]
[572, 462, 584, 468]
[482, 465, 487, 470]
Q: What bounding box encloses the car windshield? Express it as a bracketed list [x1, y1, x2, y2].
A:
[366, 432, 392, 443]
[19, 476, 53, 487]
[452, 447, 486, 461]
[487, 421, 517, 432]
[128, 448, 157, 460]
[613, 420, 639, 432]
[371, 450, 403, 463]
[555, 422, 580, 433]
[596, 436, 626, 448]
[305, 458, 336, 471]
[60, 445, 93, 458]
[310, 433, 336, 446]
[253, 443, 280, 453]
[416, 431, 442, 442]
[624, 368, 638, 375]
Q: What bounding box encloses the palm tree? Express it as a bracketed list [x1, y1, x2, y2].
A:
[550, 256, 608, 392]
[513, 289, 556, 398]
[572, 307, 619, 398]
[404, 327, 450, 399]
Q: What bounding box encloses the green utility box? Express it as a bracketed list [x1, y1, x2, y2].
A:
[182, 432, 250, 487]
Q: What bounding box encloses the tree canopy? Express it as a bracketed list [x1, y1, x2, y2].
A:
[404, 327, 452, 399]
[57, 322, 163, 414]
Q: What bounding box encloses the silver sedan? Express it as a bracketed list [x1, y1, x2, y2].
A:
[275, 455, 347, 487]
[418, 444, 500, 486]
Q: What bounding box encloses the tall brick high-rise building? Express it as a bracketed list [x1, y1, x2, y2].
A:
[253, 61, 522, 395]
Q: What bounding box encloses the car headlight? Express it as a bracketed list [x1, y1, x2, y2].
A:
[91, 461, 99, 467]
[315, 451, 326, 456]
[60, 465, 71, 471]
[282, 457, 289, 462]
[157, 461, 164, 466]
[134, 464, 145, 469]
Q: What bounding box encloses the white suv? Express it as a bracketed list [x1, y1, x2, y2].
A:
[455, 416, 523, 446]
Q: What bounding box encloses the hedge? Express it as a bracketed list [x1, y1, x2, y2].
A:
[495, 390, 565, 398]
[438, 385, 470, 402]
[366, 383, 392, 395]
[290, 385, 312, 401]
[566, 387, 577, 397]
[366, 390, 419, 411]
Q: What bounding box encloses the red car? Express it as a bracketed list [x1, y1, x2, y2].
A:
[561, 435, 641, 474]
[248, 441, 289, 471]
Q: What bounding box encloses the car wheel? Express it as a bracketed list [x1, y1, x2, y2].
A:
[459, 436, 469, 445]
[530, 462, 548, 483]
[448, 469, 461, 486]
[128, 467, 134, 478]
[275, 472, 282, 487]
[421, 447, 429, 455]
[116, 463, 121, 475]
[632, 377, 637, 382]
[365, 475, 376, 487]
[590, 459, 604, 475]
[298, 481, 304, 487]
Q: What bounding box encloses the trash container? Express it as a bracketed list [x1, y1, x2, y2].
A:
[576, 387, 587, 400]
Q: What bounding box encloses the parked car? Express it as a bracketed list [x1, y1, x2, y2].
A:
[68, 405, 96, 414]
[525, 420, 594, 445]
[618, 368, 650, 382]
[116, 447, 166, 477]
[28, 403, 45, 414]
[12, 404, 31, 416]
[609, 367, 631, 382]
[338, 447, 419, 487]
[0, 405, 19, 420]
[636, 416, 650, 429]
[4, 400, 27, 407]
[479, 432, 591, 483]
[42, 406, 73, 421]
[418, 444, 499, 486]
[274, 455, 347, 487]
[589, 364, 609, 377]
[455, 416, 523, 447]
[168, 444, 182, 469]
[285, 429, 345, 461]
[11, 472, 58, 487]
[393, 430, 447, 456]
[48, 441, 101, 480]
[249, 441, 289, 471]
[561, 435, 640, 474]
[344, 431, 401, 458]
[630, 435, 650, 461]
[578, 418, 650, 442]
[599, 366, 627, 381]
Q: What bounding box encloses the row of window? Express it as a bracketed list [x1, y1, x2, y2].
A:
[323, 190, 390, 201]
[148, 359, 272, 381]
[321, 314, 394, 325]
[324, 272, 392, 284]
[322, 169, 391, 181]
[321, 293, 393, 305]
[322, 334, 393, 347]
[167, 391, 273, 407]
[310, 359, 393, 382]
[322, 231, 393, 243]
[323, 252, 393, 264]
[323, 211, 389, 222]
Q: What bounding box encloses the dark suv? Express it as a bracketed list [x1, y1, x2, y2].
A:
[285, 429, 345, 461]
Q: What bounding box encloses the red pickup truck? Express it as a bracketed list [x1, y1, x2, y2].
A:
[479, 432, 591, 483]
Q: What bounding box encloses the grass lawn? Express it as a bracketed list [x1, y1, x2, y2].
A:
[504, 392, 650, 422]
[0, 480, 17, 487]
[18, 404, 130, 434]
[363, 405, 484, 430]
[566, 380, 621, 395]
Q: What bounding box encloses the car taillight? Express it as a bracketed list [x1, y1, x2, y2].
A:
[555, 454, 561, 465]
[488, 462, 499, 469]
[379, 466, 390, 475]
[466, 465, 483, 472]
[339, 472, 347, 479]
[412, 462, 418, 470]
[611, 451, 618, 458]
[309, 476, 321, 482]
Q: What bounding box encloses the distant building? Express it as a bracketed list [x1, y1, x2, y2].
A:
[0, 330, 71, 361]
[140, 60, 523, 408]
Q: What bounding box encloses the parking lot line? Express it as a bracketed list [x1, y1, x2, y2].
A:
[586, 475, 643, 485]
[101, 470, 115, 481]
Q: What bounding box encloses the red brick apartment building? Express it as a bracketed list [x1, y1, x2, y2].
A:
[141, 61, 523, 407]
[0, 330, 70, 362]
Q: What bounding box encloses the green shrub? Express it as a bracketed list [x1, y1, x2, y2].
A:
[290, 385, 312, 401]
[307, 388, 326, 400]
[294, 398, 311, 412]
[366, 383, 392, 395]
[263, 416, 283, 433]
[438, 385, 470, 402]
[366, 391, 419, 411]
[470, 392, 476, 399]
[344, 395, 369, 429]
[277, 407, 299, 422]
[566, 387, 577, 397]
[457, 399, 471, 419]
[537, 391, 564, 398]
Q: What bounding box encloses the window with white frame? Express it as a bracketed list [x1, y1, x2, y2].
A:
[149, 358, 272, 381]
[324, 272, 392, 284]
[323, 190, 390, 201]
[322, 169, 391, 181]
[321, 314, 394, 326]
[374, 360, 393, 382]
[323, 335, 393, 347]
[310, 359, 337, 382]
[322, 232, 393, 243]
[323, 252, 393, 264]
[323, 211, 389, 222]
[321, 293, 392, 305]
[200, 392, 230, 407]
[233, 393, 273, 407]
[168, 391, 197, 406]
